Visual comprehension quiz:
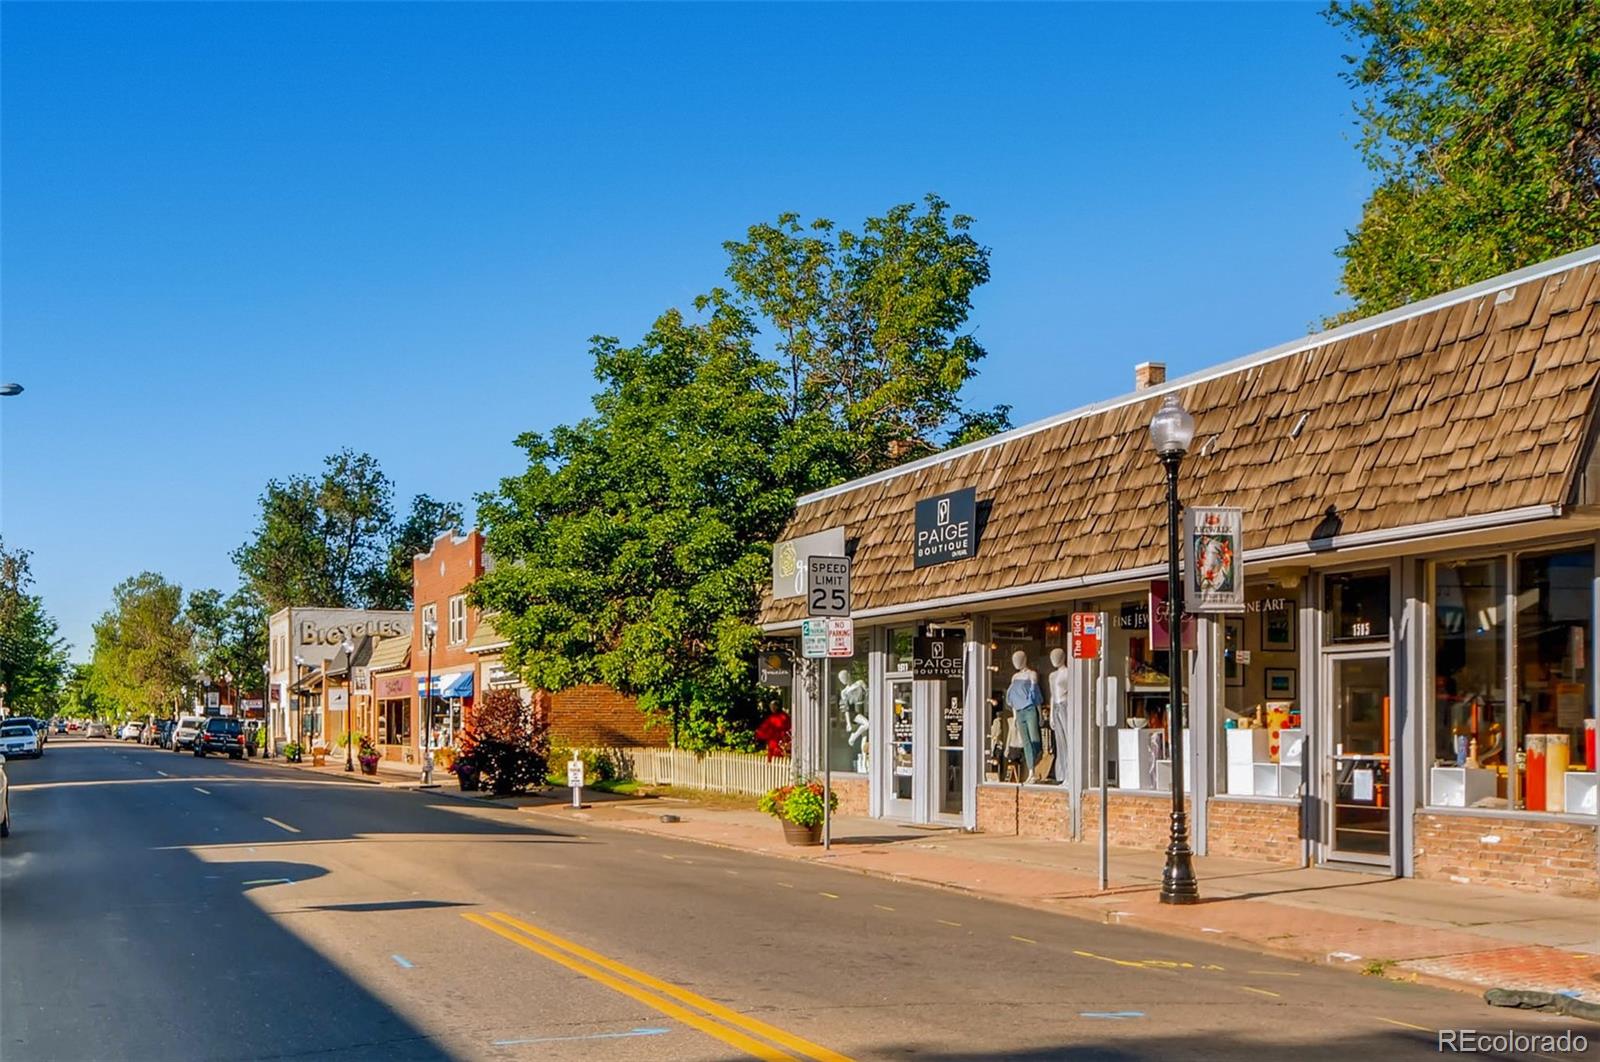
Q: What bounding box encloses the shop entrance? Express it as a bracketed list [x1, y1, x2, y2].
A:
[881, 626, 968, 825]
[1323, 652, 1394, 868]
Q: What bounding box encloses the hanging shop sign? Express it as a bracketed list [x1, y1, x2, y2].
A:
[912, 632, 966, 678]
[1183, 506, 1245, 613]
[807, 555, 852, 617]
[913, 487, 977, 568]
[757, 646, 793, 688]
[1149, 580, 1197, 651]
[771, 527, 847, 599]
[1070, 612, 1103, 661]
[329, 688, 349, 712]
[484, 661, 520, 689]
[352, 666, 371, 693]
[375, 673, 412, 699]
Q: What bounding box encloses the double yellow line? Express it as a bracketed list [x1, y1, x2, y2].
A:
[463, 912, 852, 1062]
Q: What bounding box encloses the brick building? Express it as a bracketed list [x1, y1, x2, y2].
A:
[411, 530, 489, 751]
[760, 247, 1600, 899]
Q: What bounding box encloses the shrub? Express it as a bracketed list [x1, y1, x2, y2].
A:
[467, 688, 551, 796]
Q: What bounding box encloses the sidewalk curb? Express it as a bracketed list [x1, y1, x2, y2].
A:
[515, 804, 1591, 1004]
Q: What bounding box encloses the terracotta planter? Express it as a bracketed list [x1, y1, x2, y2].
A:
[780, 818, 822, 846]
[359, 758, 379, 776]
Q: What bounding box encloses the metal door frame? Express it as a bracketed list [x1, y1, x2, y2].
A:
[1319, 647, 1396, 870]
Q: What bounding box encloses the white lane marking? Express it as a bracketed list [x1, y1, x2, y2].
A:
[1081, 1012, 1145, 1020]
[492, 1028, 670, 1046]
[193, 787, 211, 795]
[157, 770, 169, 777]
[391, 954, 415, 969]
[263, 817, 300, 834]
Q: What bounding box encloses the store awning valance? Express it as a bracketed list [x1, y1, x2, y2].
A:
[417, 671, 474, 699]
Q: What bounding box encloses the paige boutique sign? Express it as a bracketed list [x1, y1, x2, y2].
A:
[912, 633, 966, 678]
[1182, 506, 1244, 613]
[913, 487, 977, 568]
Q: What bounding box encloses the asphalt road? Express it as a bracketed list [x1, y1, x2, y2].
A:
[1, 738, 1588, 1062]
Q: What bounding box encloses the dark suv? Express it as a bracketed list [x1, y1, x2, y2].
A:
[195, 717, 246, 759]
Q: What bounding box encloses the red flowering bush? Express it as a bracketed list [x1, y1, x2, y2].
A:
[757, 778, 838, 828]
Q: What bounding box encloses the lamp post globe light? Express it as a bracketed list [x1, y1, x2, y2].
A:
[341, 639, 356, 772]
[1149, 393, 1200, 905]
[421, 618, 438, 787]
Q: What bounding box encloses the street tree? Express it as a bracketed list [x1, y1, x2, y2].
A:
[0, 539, 69, 716]
[1327, 0, 1600, 319]
[89, 572, 194, 718]
[723, 194, 1010, 488]
[185, 588, 269, 699]
[233, 449, 460, 611]
[475, 301, 793, 749]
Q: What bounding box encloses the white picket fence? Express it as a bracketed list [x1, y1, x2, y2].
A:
[620, 746, 793, 796]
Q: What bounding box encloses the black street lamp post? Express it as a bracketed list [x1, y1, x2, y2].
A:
[341, 639, 356, 772]
[262, 662, 273, 758]
[1149, 392, 1200, 906]
[421, 618, 438, 787]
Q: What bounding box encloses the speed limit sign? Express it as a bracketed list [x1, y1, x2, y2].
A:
[806, 555, 851, 617]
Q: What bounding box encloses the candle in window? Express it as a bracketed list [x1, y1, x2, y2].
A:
[1544, 734, 1569, 813]
[1525, 734, 1547, 812]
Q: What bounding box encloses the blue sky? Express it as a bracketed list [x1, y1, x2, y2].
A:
[1, 3, 1369, 654]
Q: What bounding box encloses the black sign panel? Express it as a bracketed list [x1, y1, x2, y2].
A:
[943, 696, 964, 745]
[912, 632, 966, 679]
[914, 487, 977, 568]
[757, 646, 792, 688]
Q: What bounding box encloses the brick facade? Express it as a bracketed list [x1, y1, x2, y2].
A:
[832, 775, 869, 817]
[412, 531, 486, 681]
[1080, 790, 1192, 851]
[546, 684, 667, 748]
[1206, 798, 1303, 865]
[976, 784, 1071, 838]
[1413, 811, 1598, 899]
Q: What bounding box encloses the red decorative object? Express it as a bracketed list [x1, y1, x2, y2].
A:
[755, 710, 791, 760]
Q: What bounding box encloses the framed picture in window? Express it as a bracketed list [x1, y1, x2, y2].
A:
[1262, 603, 1296, 653]
[1265, 668, 1296, 699]
[1224, 618, 1245, 688]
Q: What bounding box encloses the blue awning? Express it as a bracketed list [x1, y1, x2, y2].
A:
[417, 671, 474, 699]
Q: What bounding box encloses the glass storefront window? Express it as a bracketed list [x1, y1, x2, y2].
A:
[1218, 580, 1304, 796]
[888, 627, 917, 673]
[1515, 548, 1593, 812]
[825, 632, 870, 774]
[1326, 570, 1390, 642]
[1431, 559, 1507, 775]
[986, 617, 1067, 785]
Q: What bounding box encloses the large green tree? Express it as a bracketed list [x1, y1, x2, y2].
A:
[185, 588, 269, 697]
[475, 301, 792, 749]
[0, 540, 68, 716]
[233, 449, 461, 612]
[89, 572, 194, 718]
[724, 194, 1010, 487]
[1327, 0, 1600, 318]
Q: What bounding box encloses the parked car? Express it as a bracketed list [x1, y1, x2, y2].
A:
[118, 721, 145, 741]
[172, 715, 207, 751]
[147, 720, 174, 748]
[195, 717, 245, 759]
[84, 721, 109, 739]
[53, 719, 67, 734]
[0, 721, 41, 759]
[10, 718, 47, 745]
[66, 720, 80, 732]
[0, 753, 10, 836]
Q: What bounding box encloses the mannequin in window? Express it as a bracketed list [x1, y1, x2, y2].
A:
[1048, 647, 1072, 783]
[1006, 649, 1044, 783]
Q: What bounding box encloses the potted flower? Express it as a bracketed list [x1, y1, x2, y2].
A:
[757, 778, 839, 846]
[311, 743, 328, 767]
[283, 741, 303, 763]
[357, 736, 381, 776]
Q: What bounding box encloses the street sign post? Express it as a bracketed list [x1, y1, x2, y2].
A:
[1070, 612, 1102, 661]
[805, 557, 852, 852]
[567, 755, 584, 809]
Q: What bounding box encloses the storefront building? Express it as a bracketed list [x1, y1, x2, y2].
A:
[266, 607, 412, 752]
[410, 530, 490, 753]
[759, 247, 1600, 898]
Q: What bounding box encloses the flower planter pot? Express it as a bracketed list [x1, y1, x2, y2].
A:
[780, 819, 822, 846]
[456, 770, 481, 792]
[359, 758, 379, 776]
[311, 751, 327, 767]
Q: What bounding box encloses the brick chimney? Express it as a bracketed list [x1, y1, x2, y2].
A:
[1135, 361, 1167, 391]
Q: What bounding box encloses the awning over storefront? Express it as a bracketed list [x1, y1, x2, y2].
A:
[417, 671, 474, 699]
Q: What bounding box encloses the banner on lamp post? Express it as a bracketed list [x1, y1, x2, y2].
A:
[1183, 506, 1245, 613]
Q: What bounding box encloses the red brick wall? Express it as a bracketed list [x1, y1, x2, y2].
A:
[548, 684, 668, 748]
[1207, 798, 1303, 865]
[833, 775, 869, 816]
[1413, 812, 1598, 899]
[411, 531, 486, 677]
[976, 785, 1071, 838]
[1081, 791, 1192, 852]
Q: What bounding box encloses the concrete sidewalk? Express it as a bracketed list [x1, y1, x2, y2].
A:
[519, 798, 1600, 1005]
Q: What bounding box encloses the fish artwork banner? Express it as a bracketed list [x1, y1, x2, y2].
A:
[1183, 506, 1244, 613]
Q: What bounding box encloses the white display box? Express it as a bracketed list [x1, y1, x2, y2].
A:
[1152, 730, 1194, 793]
[1226, 729, 1270, 795]
[1278, 728, 1306, 767]
[1431, 766, 1498, 809]
[1280, 764, 1303, 796]
[1566, 772, 1597, 815]
[1117, 728, 1158, 790]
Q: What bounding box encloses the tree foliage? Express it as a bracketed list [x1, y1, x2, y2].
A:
[724, 194, 1010, 486]
[454, 687, 551, 796]
[185, 588, 268, 696]
[479, 197, 1008, 748]
[233, 449, 461, 611]
[476, 301, 791, 749]
[0, 539, 68, 715]
[1327, 0, 1600, 319]
[89, 572, 194, 718]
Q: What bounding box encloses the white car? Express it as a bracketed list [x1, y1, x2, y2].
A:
[84, 721, 109, 739]
[0, 755, 9, 836]
[172, 715, 207, 751]
[0, 722, 41, 760]
[118, 721, 145, 741]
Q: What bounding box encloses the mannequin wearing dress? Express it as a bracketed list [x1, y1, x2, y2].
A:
[1005, 649, 1044, 783]
[1048, 647, 1072, 784]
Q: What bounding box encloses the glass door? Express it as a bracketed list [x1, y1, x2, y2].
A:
[1326, 654, 1393, 867]
[933, 677, 965, 822]
[885, 678, 915, 819]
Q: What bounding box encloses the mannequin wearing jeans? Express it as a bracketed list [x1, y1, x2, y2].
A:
[1006, 649, 1044, 783]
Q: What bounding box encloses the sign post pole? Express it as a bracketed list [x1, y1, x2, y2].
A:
[568, 754, 584, 809]
[806, 555, 852, 854]
[822, 655, 831, 851]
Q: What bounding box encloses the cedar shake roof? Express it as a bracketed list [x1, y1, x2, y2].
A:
[760, 246, 1600, 626]
[466, 613, 507, 653]
[366, 634, 411, 674]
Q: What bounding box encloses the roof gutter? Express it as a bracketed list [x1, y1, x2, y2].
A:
[759, 503, 1564, 633]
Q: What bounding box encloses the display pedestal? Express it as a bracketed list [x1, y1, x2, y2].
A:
[1431, 766, 1498, 808]
[1153, 729, 1193, 793]
[1225, 729, 1269, 795]
[1117, 728, 1158, 790]
[1565, 771, 1597, 815]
